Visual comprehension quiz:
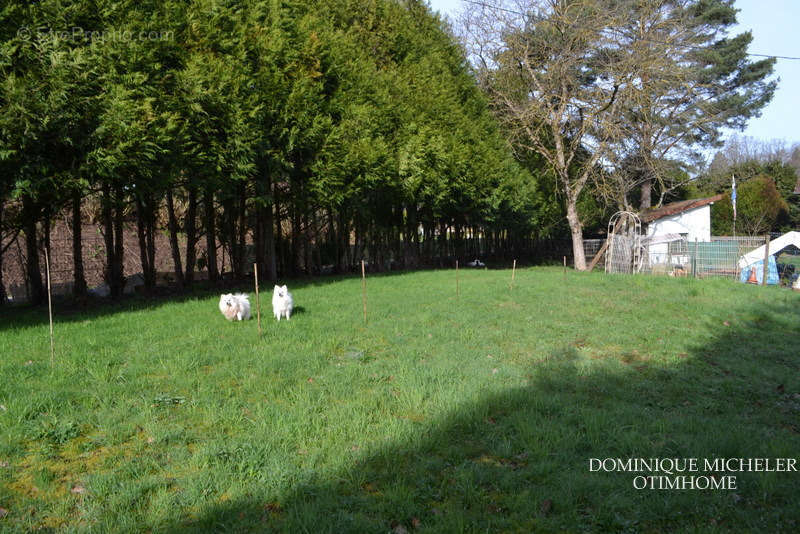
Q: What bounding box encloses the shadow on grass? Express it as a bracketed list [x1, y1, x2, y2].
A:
[290, 305, 308, 316]
[161, 296, 800, 533]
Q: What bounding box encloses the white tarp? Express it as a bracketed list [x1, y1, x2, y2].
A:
[738, 231, 800, 268]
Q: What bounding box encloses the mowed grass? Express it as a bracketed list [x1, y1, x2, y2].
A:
[1, 268, 800, 532]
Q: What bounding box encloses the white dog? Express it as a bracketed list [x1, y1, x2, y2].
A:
[272, 285, 294, 321]
[219, 293, 251, 321]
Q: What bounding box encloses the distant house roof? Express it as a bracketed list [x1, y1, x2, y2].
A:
[639, 194, 724, 223]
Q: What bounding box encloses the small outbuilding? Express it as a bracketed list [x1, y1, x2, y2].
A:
[639, 195, 723, 267]
[639, 194, 724, 243]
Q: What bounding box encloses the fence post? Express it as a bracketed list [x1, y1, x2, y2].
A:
[361, 260, 367, 323]
[45, 248, 55, 365]
[667, 246, 672, 276]
[455, 260, 459, 299]
[254, 263, 261, 336]
[762, 234, 771, 286]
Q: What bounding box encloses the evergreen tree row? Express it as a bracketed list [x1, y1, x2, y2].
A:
[0, 0, 549, 304]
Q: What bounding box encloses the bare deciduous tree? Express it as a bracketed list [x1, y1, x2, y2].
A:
[460, 0, 637, 270]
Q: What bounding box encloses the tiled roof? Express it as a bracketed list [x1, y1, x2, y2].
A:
[639, 194, 724, 223]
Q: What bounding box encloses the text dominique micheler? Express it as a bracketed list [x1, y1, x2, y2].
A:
[589, 457, 798, 490]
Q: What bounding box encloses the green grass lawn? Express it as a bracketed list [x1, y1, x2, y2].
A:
[1, 268, 799, 532]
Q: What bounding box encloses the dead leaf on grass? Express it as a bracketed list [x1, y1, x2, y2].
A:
[71, 485, 86, 494]
[540, 499, 553, 515]
[0, 507, 7, 518]
[264, 502, 282, 513]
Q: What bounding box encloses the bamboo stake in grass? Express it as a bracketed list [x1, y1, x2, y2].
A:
[762, 234, 771, 286]
[563, 255, 567, 278]
[510, 259, 517, 290]
[456, 260, 459, 299]
[361, 260, 367, 323]
[44, 248, 54, 365]
[253, 262, 261, 336]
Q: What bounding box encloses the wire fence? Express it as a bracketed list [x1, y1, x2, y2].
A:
[585, 235, 787, 280]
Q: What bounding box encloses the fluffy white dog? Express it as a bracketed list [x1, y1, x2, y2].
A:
[219, 293, 251, 321]
[272, 285, 294, 321]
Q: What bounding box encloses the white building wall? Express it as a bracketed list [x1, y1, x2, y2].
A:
[646, 205, 712, 242]
[645, 204, 713, 267]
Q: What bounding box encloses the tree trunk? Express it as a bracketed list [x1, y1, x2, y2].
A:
[274, 185, 283, 278]
[342, 213, 352, 270]
[290, 192, 301, 276]
[165, 187, 185, 287]
[102, 182, 114, 296]
[439, 221, 447, 265]
[135, 196, 150, 293]
[204, 187, 218, 284]
[43, 208, 51, 264]
[639, 178, 652, 211]
[329, 208, 340, 273]
[236, 183, 246, 280]
[254, 199, 264, 279]
[0, 199, 5, 305]
[184, 186, 197, 286]
[566, 197, 586, 270]
[111, 184, 125, 298]
[22, 195, 44, 304]
[147, 196, 156, 289]
[71, 190, 87, 298]
[303, 211, 311, 274]
[265, 178, 277, 281]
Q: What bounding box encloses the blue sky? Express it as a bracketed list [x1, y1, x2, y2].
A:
[427, 0, 800, 146]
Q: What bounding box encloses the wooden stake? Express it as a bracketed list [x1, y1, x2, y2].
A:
[361, 260, 367, 322]
[510, 259, 517, 290]
[253, 262, 261, 336]
[45, 248, 54, 365]
[762, 234, 771, 286]
[456, 260, 459, 299]
[563, 256, 567, 278]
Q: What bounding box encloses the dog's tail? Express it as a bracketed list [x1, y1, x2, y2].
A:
[235, 293, 250, 302]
